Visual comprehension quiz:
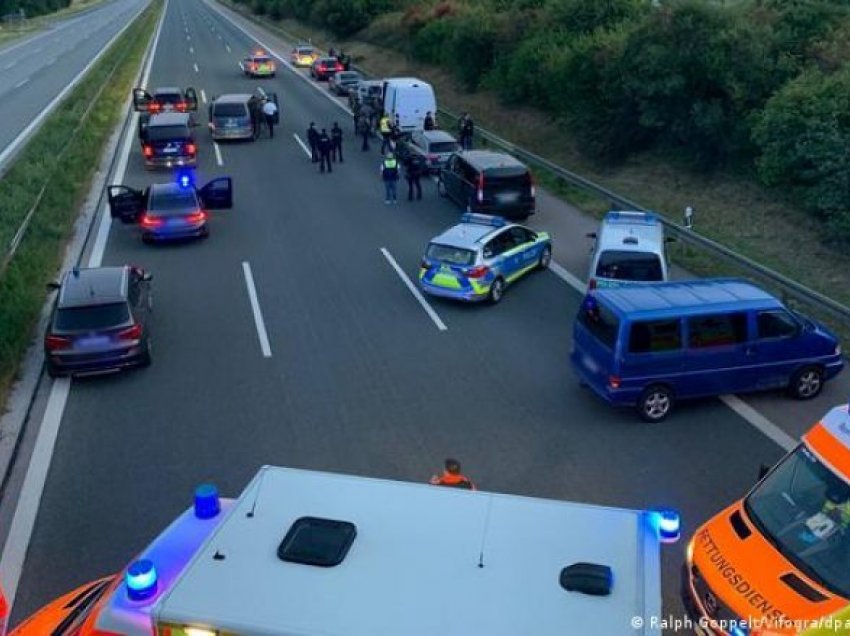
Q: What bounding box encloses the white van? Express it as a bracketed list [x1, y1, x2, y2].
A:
[382, 77, 437, 132]
[586, 210, 671, 290]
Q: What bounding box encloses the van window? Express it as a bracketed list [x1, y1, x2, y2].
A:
[628, 320, 681, 354]
[757, 310, 799, 339]
[577, 299, 620, 350]
[486, 171, 531, 193]
[688, 313, 747, 348]
[214, 103, 248, 118]
[596, 251, 663, 282]
[146, 125, 189, 141]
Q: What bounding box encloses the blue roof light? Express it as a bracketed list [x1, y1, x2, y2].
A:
[194, 483, 221, 520]
[125, 559, 158, 601]
[649, 509, 681, 544]
[460, 212, 506, 228]
[176, 169, 195, 189]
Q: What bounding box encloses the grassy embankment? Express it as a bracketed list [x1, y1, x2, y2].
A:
[222, 2, 850, 338]
[0, 0, 161, 413]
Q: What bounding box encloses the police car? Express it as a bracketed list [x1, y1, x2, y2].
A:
[239, 49, 276, 77]
[9, 466, 677, 635]
[107, 173, 233, 243]
[419, 213, 552, 303]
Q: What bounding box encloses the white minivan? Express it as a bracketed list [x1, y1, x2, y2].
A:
[586, 211, 671, 290]
[382, 77, 437, 132]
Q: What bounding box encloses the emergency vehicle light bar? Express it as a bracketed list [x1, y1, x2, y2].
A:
[460, 213, 506, 227]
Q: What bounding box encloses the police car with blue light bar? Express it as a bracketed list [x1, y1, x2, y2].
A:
[9, 466, 678, 635]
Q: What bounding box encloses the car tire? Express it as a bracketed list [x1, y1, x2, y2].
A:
[787, 365, 824, 400]
[537, 246, 552, 270]
[637, 385, 674, 423]
[46, 362, 62, 379]
[488, 277, 505, 304]
[139, 339, 152, 368]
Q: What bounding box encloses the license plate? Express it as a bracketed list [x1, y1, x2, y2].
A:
[76, 336, 110, 348]
[497, 192, 519, 203]
[163, 145, 177, 154]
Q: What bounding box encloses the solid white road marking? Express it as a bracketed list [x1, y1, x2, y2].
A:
[549, 261, 585, 293]
[193, 62, 199, 73]
[213, 141, 223, 166]
[200, 88, 207, 103]
[242, 262, 273, 357]
[0, 0, 169, 612]
[292, 133, 311, 158]
[380, 248, 447, 332]
[13, 78, 29, 88]
[720, 395, 797, 451]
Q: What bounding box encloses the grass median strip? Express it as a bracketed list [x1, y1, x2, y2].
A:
[0, 0, 162, 413]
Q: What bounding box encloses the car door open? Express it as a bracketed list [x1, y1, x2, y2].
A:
[268, 92, 280, 124]
[107, 186, 144, 223]
[199, 177, 233, 210]
[133, 88, 152, 112]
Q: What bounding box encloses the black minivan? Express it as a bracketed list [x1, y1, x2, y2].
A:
[438, 150, 535, 219]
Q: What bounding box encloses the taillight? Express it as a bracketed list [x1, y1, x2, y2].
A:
[118, 324, 142, 341]
[177, 101, 187, 111]
[477, 173, 484, 203]
[143, 145, 153, 158]
[140, 214, 163, 228]
[250, 63, 257, 71]
[45, 334, 71, 351]
[149, 102, 160, 113]
[466, 265, 489, 279]
[588, 278, 597, 291]
[608, 376, 621, 389]
[186, 143, 196, 155]
[185, 210, 206, 224]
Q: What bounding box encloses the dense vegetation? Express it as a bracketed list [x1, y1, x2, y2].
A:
[0, 0, 72, 19]
[242, 0, 850, 241]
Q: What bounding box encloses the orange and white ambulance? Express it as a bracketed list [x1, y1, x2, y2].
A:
[683, 403, 850, 635]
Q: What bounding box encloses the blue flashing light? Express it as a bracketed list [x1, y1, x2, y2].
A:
[194, 483, 221, 520]
[605, 210, 658, 225]
[125, 559, 158, 601]
[650, 508, 681, 544]
[176, 169, 195, 189]
[460, 212, 506, 228]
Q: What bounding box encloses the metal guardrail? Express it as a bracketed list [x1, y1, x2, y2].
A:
[224, 1, 850, 330]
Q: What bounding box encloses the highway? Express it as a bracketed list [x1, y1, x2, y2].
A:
[0, 0, 149, 168]
[3, 0, 849, 630]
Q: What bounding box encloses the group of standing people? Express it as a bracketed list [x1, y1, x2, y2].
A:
[306, 122, 345, 173]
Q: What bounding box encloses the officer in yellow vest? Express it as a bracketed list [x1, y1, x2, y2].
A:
[379, 113, 392, 154]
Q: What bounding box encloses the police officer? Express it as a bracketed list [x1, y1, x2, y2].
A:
[461, 113, 475, 150]
[380, 152, 399, 204]
[262, 98, 278, 138]
[379, 113, 392, 154]
[404, 153, 424, 201]
[331, 122, 343, 163]
[424, 111, 435, 131]
[430, 458, 476, 490]
[307, 122, 319, 163]
[357, 113, 370, 152]
[318, 128, 333, 173]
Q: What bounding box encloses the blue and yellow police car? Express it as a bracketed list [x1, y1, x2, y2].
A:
[419, 213, 552, 303]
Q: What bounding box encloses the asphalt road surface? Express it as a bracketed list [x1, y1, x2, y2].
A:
[7, 0, 845, 631]
[0, 0, 149, 166]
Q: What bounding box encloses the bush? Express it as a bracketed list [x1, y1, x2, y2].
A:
[543, 0, 648, 35]
[753, 66, 850, 241]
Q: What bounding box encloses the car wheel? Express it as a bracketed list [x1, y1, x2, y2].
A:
[139, 339, 152, 368]
[637, 385, 673, 423]
[488, 277, 505, 304]
[46, 362, 62, 379]
[788, 365, 824, 400]
[537, 246, 552, 270]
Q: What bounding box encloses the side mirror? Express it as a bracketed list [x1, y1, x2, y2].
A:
[46, 281, 61, 290]
[758, 464, 771, 481]
[586, 232, 597, 239]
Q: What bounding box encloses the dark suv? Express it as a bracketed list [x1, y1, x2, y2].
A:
[438, 151, 536, 219]
[44, 266, 153, 378]
[139, 112, 197, 169]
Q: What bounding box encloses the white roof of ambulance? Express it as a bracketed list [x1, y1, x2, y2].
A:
[154, 466, 662, 635]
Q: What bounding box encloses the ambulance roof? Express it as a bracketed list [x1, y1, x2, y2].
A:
[804, 404, 850, 480]
[154, 466, 662, 636]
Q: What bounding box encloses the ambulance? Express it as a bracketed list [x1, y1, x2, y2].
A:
[10, 466, 678, 635]
[683, 403, 850, 636]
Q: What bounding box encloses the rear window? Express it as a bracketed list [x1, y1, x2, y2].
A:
[426, 243, 475, 266]
[485, 170, 531, 192]
[576, 297, 620, 350]
[154, 92, 181, 104]
[150, 189, 197, 213]
[297, 47, 313, 54]
[595, 250, 663, 282]
[213, 103, 248, 118]
[146, 125, 189, 141]
[429, 141, 459, 154]
[55, 303, 130, 331]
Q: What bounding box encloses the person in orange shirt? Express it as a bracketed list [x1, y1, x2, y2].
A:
[430, 458, 476, 490]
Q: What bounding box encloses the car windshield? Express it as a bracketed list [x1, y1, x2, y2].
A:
[154, 93, 181, 104]
[486, 171, 531, 193]
[337, 72, 359, 82]
[146, 125, 189, 141]
[429, 141, 459, 154]
[54, 303, 130, 331]
[426, 243, 475, 266]
[214, 104, 247, 118]
[253, 57, 272, 64]
[297, 47, 313, 55]
[149, 189, 197, 214]
[596, 250, 663, 282]
[745, 444, 850, 598]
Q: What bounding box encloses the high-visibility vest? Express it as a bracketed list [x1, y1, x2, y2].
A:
[379, 117, 390, 134]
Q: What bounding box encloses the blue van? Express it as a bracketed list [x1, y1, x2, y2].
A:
[570, 279, 844, 422]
